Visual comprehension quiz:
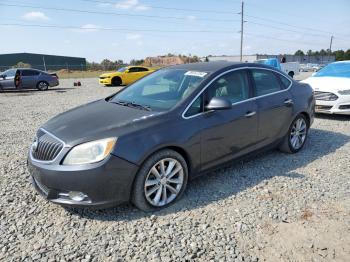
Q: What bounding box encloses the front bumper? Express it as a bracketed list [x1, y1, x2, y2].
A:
[99, 78, 112, 85]
[27, 154, 139, 208]
[315, 96, 350, 115]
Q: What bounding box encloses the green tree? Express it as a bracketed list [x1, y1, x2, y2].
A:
[319, 49, 327, 56]
[294, 50, 305, 56]
[13, 62, 31, 68]
[332, 50, 345, 61]
[100, 59, 116, 70]
[344, 49, 350, 60]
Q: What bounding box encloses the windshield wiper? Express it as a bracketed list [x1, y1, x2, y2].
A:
[111, 100, 152, 111]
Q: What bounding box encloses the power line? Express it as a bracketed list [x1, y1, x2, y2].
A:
[0, 22, 236, 34]
[0, 3, 239, 23]
[245, 14, 350, 39]
[244, 32, 329, 47]
[80, 0, 235, 15]
[246, 21, 340, 39]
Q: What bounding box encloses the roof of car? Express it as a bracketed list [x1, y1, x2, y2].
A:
[166, 61, 272, 73]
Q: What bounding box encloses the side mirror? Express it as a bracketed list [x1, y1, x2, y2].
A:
[311, 72, 316, 76]
[1, 74, 6, 79]
[125, 69, 130, 73]
[205, 97, 232, 111]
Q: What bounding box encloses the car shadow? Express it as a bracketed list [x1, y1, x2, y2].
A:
[315, 113, 350, 121]
[65, 128, 349, 221]
[0, 88, 75, 94]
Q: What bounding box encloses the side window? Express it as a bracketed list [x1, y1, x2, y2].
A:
[251, 69, 283, 96]
[277, 74, 292, 89]
[206, 70, 250, 104]
[4, 69, 16, 77]
[128, 67, 138, 73]
[184, 95, 203, 117]
[138, 67, 149, 72]
[22, 70, 39, 76]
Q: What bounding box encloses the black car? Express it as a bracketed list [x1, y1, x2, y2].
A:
[0, 68, 59, 91]
[27, 62, 315, 211]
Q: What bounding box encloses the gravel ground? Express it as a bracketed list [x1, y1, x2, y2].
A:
[0, 77, 349, 261]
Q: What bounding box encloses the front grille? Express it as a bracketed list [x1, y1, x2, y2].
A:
[99, 76, 107, 79]
[314, 91, 338, 101]
[315, 105, 333, 111]
[31, 130, 64, 161]
[339, 105, 350, 110]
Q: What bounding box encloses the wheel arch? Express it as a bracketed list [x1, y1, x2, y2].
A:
[111, 76, 122, 85]
[128, 145, 193, 202]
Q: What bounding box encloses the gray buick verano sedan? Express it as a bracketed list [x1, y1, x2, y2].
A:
[28, 62, 315, 211]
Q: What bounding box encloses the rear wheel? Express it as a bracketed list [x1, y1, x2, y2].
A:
[37, 81, 49, 91]
[279, 114, 309, 153]
[112, 77, 121, 86]
[132, 150, 188, 212]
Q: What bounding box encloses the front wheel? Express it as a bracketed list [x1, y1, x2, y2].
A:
[37, 81, 49, 91]
[279, 114, 309, 153]
[112, 77, 121, 86]
[132, 150, 188, 212]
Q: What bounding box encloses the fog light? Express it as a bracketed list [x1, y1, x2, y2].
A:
[68, 191, 87, 202]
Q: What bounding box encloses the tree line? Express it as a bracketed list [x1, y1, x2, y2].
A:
[294, 49, 350, 61]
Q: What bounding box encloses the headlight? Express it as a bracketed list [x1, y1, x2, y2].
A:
[63, 137, 117, 165]
[338, 89, 350, 95]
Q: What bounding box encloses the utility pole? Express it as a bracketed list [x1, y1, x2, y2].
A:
[239, 1, 244, 62]
[42, 56, 47, 71]
[328, 35, 334, 62]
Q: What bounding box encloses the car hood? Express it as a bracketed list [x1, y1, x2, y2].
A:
[41, 99, 161, 145]
[100, 72, 121, 77]
[301, 77, 350, 92]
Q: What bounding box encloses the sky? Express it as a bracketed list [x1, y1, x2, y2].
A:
[0, 0, 349, 63]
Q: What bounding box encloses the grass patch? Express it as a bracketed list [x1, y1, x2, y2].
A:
[54, 70, 114, 79]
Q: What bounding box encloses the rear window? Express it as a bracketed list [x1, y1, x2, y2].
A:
[277, 74, 292, 89]
[251, 69, 283, 96]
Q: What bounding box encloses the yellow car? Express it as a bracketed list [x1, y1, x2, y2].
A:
[99, 66, 156, 86]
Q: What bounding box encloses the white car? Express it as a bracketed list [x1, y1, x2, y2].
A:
[302, 61, 350, 115]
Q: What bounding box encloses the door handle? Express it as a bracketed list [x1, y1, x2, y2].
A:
[284, 99, 294, 106]
[245, 111, 256, 117]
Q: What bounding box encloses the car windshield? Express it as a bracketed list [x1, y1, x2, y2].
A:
[3, 69, 16, 77]
[109, 69, 208, 111]
[117, 67, 127, 72]
[314, 63, 350, 78]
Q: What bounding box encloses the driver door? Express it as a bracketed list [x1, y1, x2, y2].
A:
[123, 67, 142, 85]
[0, 69, 17, 89]
[199, 69, 259, 171]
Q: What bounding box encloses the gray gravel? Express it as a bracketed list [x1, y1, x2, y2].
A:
[0, 78, 349, 261]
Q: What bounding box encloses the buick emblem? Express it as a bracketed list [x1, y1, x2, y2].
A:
[32, 138, 39, 152]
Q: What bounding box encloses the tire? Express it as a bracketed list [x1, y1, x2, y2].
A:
[111, 77, 121, 87]
[288, 71, 294, 78]
[279, 114, 309, 154]
[37, 81, 49, 91]
[132, 149, 188, 212]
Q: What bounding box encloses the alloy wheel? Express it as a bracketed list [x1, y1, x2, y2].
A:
[38, 82, 48, 90]
[290, 118, 307, 150]
[144, 158, 184, 207]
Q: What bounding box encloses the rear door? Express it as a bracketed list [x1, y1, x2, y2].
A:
[137, 67, 150, 78]
[21, 69, 40, 88]
[123, 67, 142, 84]
[249, 68, 293, 147]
